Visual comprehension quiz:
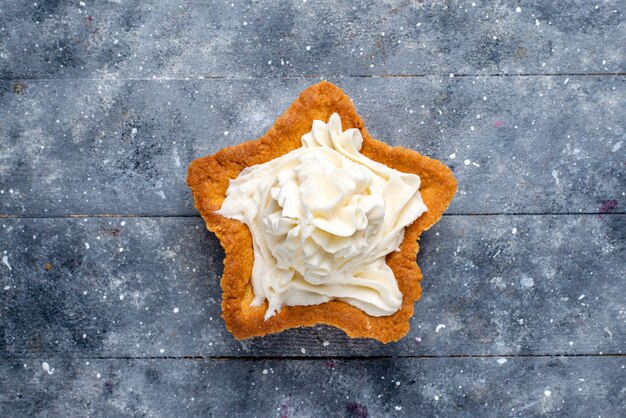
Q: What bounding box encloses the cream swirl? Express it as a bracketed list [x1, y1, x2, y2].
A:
[218, 113, 427, 319]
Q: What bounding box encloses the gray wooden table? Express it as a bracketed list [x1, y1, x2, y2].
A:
[1, 1, 625, 417]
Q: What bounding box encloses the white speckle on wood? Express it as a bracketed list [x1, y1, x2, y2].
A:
[497, 358, 508, 365]
[435, 324, 446, 333]
[173, 307, 179, 313]
[544, 390, 551, 397]
[173, 148, 181, 167]
[84, 242, 90, 249]
[262, 369, 268, 374]
[520, 276, 535, 289]
[611, 141, 622, 152]
[300, 347, 306, 354]
[41, 362, 54, 375]
[551, 169, 560, 185]
[578, 294, 585, 300]
[449, 153, 456, 159]
[2, 255, 11, 271]
[3, 285, 10, 291]
[490, 276, 506, 289]
[322, 341, 329, 347]
[512, 227, 517, 234]
[516, 6, 521, 12]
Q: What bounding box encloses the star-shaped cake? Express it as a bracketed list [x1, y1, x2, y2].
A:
[187, 81, 456, 342]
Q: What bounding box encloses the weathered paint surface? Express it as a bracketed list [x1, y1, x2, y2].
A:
[1, 0, 625, 416]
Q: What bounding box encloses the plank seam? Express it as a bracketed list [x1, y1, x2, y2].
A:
[1, 353, 624, 361]
[0, 213, 624, 219]
[0, 73, 625, 82]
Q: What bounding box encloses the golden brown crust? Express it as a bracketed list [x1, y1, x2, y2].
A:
[187, 81, 457, 343]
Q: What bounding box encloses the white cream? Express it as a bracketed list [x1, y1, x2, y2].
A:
[218, 113, 427, 319]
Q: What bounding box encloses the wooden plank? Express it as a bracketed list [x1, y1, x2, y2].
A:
[1, 215, 623, 357]
[1, 356, 624, 417]
[1, 76, 624, 216]
[0, 0, 624, 79]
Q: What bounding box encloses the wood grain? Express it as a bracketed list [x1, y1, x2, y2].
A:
[2, 356, 624, 417]
[1, 1, 625, 416]
[0, 77, 623, 216]
[1, 215, 623, 357]
[0, 0, 624, 79]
